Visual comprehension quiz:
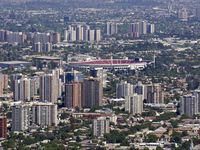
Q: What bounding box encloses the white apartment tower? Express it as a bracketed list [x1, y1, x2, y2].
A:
[93, 117, 110, 137]
[14, 78, 31, 101]
[95, 29, 101, 42]
[180, 95, 198, 117]
[12, 103, 30, 132]
[116, 81, 134, 98]
[125, 94, 143, 115]
[39, 70, 61, 103]
[32, 102, 58, 127]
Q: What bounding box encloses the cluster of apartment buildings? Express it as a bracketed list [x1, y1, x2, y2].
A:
[106, 21, 155, 38]
[64, 24, 101, 42]
[116, 81, 164, 115]
[0, 29, 61, 45]
[11, 69, 103, 108]
[130, 21, 155, 38]
[0, 66, 106, 134]
[11, 101, 57, 132]
[180, 90, 200, 117]
[106, 22, 118, 36]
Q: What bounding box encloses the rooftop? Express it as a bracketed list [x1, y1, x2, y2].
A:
[0, 61, 31, 65]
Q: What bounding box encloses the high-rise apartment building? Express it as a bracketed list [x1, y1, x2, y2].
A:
[30, 76, 40, 99]
[143, 83, 164, 104]
[12, 103, 30, 132]
[83, 25, 90, 41]
[0, 74, 8, 97]
[90, 68, 107, 88]
[88, 29, 95, 42]
[139, 21, 147, 35]
[33, 32, 51, 44]
[34, 42, 42, 52]
[130, 22, 140, 38]
[33, 42, 52, 52]
[40, 70, 61, 103]
[194, 90, 200, 112]
[51, 32, 61, 44]
[125, 94, 143, 115]
[180, 95, 198, 117]
[6, 31, 26, 44]
[82, 77, 103, 108]
[64, 82, 82, 108]
[31, 102, 58, 127]
[14, 78, 31, 101]
[71, 29, 77, 42]
[0, 30, 6, 42]
[130, 21, 155, 38]
[10, 73, 24, 91]
[0, 116, 7, 139]
[95, 29, 101, 42]
[63, 70, 84, 83]
[106, 22, 118, 35]
[116, 81, 134, 98]
[93, 117, 110, 137]
[147, 24, 155, 34]
[0, 78, 3, 97]
[134, 81, 144, 95]
[43, 42, 52, 52]
[76, 25, 84, 41]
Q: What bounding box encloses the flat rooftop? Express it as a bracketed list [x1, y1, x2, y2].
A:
[33, 56, 62, 60]
[0, 61, 31, 65]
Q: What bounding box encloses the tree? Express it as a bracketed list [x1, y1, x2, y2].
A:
[60, 112, 69, 120]
[180, 141, 191, 150]
[192, 137, 200, 146]
[171, 131, 182, 144]
[156, 146, 164, 150]
[142, 110, 156, 117]
[2, 139, 16, 149]
[170, 120, 178, 128]
[145, 133, 158, 143]
[182, 131, 188, 137]
[68, 142, 81, 149]
[43, 140, 65, 150]
[130, 121, 152, 133]
[76, 136, 81, 142]
[120, 139, 129, 146]
[104, 130, 126, 143]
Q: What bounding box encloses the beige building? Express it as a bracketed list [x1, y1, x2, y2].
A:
[93, 117, 110, 137]
[32, 102, 58, 127]
[40, 70, 61, 103]
[125, 94, 143, 115]
[0, 74, 8, 96]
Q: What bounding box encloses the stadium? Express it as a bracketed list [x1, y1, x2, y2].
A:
[68, 58, 148, 70]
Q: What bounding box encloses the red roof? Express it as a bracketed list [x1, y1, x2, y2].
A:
[70, 59, 144, 65]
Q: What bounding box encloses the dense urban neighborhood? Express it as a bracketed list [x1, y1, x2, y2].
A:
[0, 0, 200, 150]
